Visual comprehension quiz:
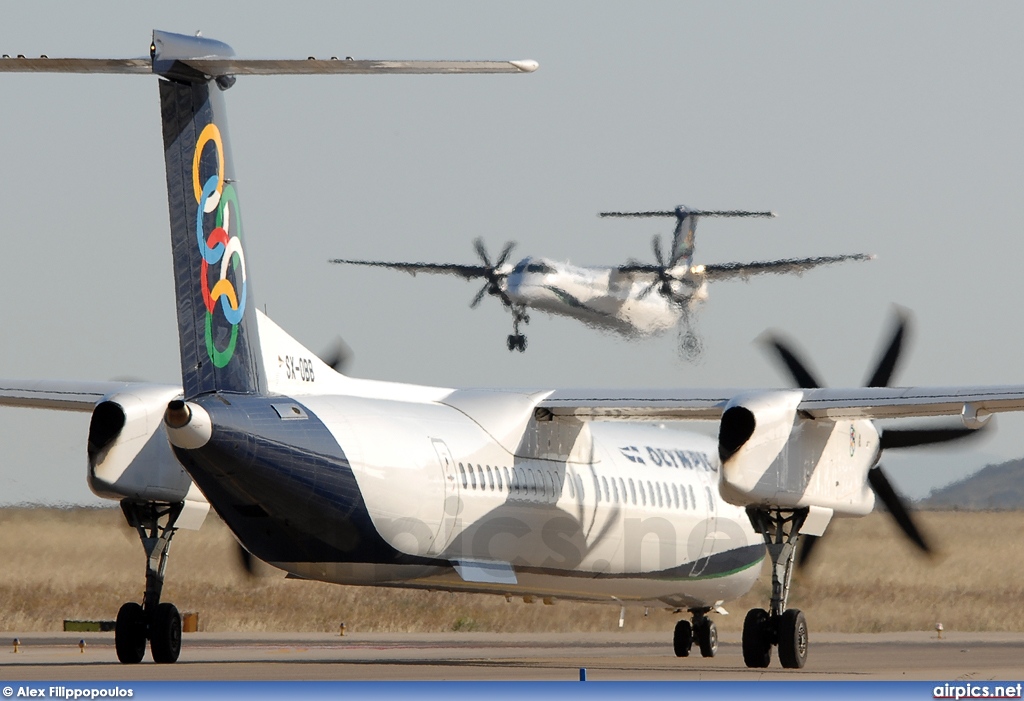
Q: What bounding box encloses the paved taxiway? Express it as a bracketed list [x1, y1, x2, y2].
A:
[0, 631, 1021, 680]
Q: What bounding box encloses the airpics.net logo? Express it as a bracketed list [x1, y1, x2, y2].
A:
[933, 683, 1023, 699]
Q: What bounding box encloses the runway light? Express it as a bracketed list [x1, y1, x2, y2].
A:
[339, 622, 347, 637]
[936, 622, 944, 639]
[79, 639, 86, 654]
[12, 638, 18, 653]
[579, 668, 587, 682]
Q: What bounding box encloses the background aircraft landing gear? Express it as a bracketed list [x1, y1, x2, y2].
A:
[673, 608, 718, 658]
[505, 305, 529, 352]
[116, 501, 184, 664]
[742, 507, 809, 669]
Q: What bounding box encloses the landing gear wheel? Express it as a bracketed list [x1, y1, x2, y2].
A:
[695, 618, 718, 658]
[742, 608, 772, 668]
[672, 619, 692, 657]
[115, 602, 146, 664]
[506, 334, 527, 352]
[778, 608, 808, 669]
[150, 602, 182, 664]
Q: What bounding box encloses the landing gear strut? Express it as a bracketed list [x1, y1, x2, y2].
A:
[672, 607, 718, 658]
[742, 507, 809, 669]
[505, 303, 529, 352]
[116, 501, 184, 664]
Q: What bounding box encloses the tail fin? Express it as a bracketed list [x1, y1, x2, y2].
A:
[156, 32, 263, 399]
[600, 206, 776, 267]
[669, 206, 699, 266]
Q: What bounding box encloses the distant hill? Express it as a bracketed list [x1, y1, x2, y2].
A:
[919, 457, 1024, 510]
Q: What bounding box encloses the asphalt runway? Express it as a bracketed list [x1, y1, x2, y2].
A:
[0, 631, 1021, 681]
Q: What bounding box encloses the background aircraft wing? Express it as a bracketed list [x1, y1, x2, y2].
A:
[329, 259, 490, 280]
[538, 385, 1024, 422]
[701, 253, 873, 281]
[0, 379, 171, 411]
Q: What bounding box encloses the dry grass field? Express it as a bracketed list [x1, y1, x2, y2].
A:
[0, 507, 1021, 635]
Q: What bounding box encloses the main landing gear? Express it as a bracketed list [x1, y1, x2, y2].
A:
[115, 501, 184, 664]
[505, 303, 530, 353]
[742, 507, 809, 669]
[673, 608, 718, 658]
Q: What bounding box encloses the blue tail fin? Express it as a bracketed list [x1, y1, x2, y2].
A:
[156, 31, 263, 399]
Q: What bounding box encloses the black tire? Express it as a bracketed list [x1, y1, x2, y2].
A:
[672, 619, 692, 657]
[506, 335, 516, 352]
[115, 602, 146, 664]
[518, 335, 528, 352]
[778, 608, 808, 669]
[695, 618, 718, 658]
[150, 602, 182, 664]
[742, 608, 772, 668]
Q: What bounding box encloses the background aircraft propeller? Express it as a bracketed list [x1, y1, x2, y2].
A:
[469, 238, 516, 309]
[760, 310, 991, 568]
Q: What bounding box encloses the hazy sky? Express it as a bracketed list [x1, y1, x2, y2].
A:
[0, 2, 1021, 504]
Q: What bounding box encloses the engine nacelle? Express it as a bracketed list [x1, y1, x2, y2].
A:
[87, 385, 209, 529]
[717, 390, 877, 516]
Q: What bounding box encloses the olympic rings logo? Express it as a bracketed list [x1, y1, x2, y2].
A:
[193, 123, 247, 368]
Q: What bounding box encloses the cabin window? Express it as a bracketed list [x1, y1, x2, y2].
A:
[477, 465, 486, 490]
[646, 481, 655, 506]
[495, 467, 503, 492]
[655, 482, 664, 508]
[618, 478, 627, 504]
[458, 463, 468, 488]
[502, 466, 511, 490]
[526, 469, 537, 497]
[628, 478, 637, 505]
[469, 465, 477, 489]
[601, 476, 610, 503]
[486, 465, 494, 490]
[672, 483, 680, 509]
[689, 485, 697, 508]
[611, 478, 620, 503]
[567, 473, 576, 499]
[576, 475, 585, 502]
[638, 480, 647, 506]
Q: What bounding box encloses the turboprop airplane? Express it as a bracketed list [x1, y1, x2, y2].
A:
[330, 210, 872, 356]
[1, 30, 1022, 671]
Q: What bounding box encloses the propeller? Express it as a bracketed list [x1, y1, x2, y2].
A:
[760, 310, 990, 568]
[469, 238, 516, 309]
[319, 337, 354, 374]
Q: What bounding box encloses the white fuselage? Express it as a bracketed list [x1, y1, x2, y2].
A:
[503, 257, 704, 336]
[264, 362, 764, 607]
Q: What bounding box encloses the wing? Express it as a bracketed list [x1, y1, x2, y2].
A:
[0, 379, 171, 412]
[538, 385, 1024, 422]
[701, 253, 873, 281]
[329, 259, 490, 280]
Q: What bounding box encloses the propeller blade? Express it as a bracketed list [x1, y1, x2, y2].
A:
[865, 311, 909, 387]
[473, 237, 491, 268]
[495, 241, 516, 268]
[867, 465, 931, 554]
[470, 282, 489, 308]
[636, 280, 657, 300]
[319, 337, 354, 374]
[796, 533, 821, 569]
[760, 335, 822, 389]
[880, 423, 990, 450]
[652, 234, 665, 267]
[237, 543, 256, 577]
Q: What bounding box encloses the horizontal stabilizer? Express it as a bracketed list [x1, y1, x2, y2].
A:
[0, 56, 537, 77]
[601, 209, 775, 219]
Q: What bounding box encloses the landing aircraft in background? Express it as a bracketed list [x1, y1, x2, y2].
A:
[0, 31, 1020, 672]
[331, 209, 872, 356]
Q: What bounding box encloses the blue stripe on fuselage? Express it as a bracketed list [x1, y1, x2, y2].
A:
[171, 393, 443, 568]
